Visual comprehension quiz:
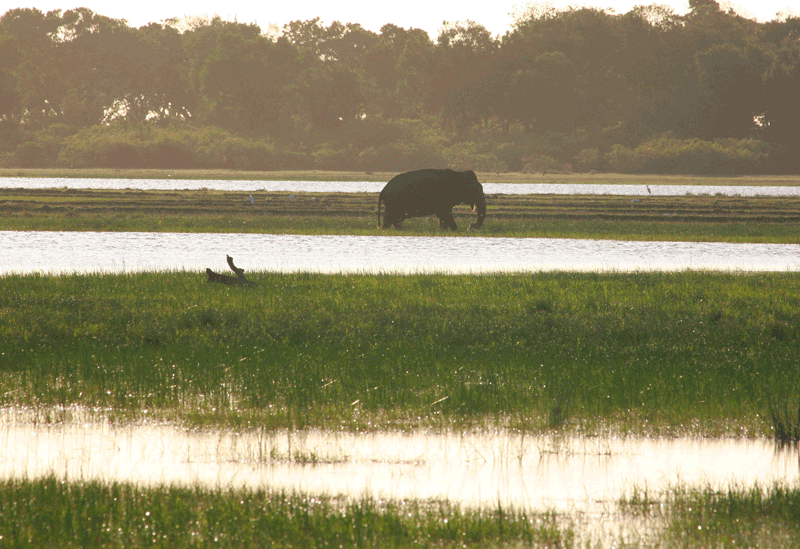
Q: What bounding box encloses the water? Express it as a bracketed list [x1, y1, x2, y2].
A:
[2, 231, 799, 275]
[2, 413, 797, 513]
[3, 176, 800, 196]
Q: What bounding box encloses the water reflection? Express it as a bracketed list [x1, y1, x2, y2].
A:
[3, 177, 800, 196]
[1, 417, 797, 513]
[1, 231, 799, 275]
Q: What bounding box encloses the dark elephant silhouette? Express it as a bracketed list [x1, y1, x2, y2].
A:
[377, 169, 486, 231]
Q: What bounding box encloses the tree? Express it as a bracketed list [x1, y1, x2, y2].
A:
[362, 24, 435, 119]
[0, 32, 20, 123]
[762, 39, 800, 170]
[59, 8, 142, 126]
[0, 8, 64, 127]
[304, 64, 365, 129]
[430, 21, 498, 129]
[185, 17, 295, 134]
[499, 7, 625, 134]
[280, 19, 374, 129]
[694, 43, 768, 138]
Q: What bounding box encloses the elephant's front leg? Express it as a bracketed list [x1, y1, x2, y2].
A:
[436, 211, 458, 231]
[382, 210, 401, 229]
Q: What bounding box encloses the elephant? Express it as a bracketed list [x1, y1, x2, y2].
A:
[377, 169, 486, 231]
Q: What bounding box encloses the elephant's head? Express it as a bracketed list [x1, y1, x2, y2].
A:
[464, 171, 486, 231]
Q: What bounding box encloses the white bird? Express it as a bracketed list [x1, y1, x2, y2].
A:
[249, 194, 255, 203]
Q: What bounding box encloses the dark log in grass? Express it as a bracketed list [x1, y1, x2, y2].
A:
[206, 255, 254, 286]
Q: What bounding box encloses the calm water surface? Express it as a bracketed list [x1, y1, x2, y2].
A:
[2, 231, 799, 274]
[2, 415, 797, 513]
[3, 176, 800, 196]
[1, 411, 797, 548]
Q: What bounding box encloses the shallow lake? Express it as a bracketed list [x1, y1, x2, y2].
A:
[2, 231, 799, 275]
[4, 176, 800, 196]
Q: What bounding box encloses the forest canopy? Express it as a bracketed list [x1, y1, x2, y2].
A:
[1, 1, 798, 174]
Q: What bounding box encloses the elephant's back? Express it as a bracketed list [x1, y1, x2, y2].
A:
[380, 169, 456, 199]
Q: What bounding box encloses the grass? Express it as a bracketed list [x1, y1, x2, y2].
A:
[622, 483, 800, 547]
[3, 474, 798, 548]
[4, 188, 800, 242]
[0, 476, 570, 548]
[2, 270, 799, 436]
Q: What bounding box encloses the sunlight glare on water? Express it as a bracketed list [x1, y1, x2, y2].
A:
[1, 416, 797, 514]
[3, 177, 800, 196]
[1, 231, 799, 275]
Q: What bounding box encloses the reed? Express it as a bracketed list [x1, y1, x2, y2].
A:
[769, 394, 800, 444]
[2, 270, 799, 435]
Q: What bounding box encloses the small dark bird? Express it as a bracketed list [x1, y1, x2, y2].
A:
[646, 185, 652, 195]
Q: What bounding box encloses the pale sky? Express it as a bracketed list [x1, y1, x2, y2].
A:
[6, 0, 799, 37]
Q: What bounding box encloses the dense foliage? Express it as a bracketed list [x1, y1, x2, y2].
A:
[1, 1, 798, 173]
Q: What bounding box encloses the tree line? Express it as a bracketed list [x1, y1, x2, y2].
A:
[1, 0, 798, 174]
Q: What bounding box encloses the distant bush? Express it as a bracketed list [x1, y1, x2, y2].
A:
[145, 137, 194, 169]
[607, 134, 769, 174]
[491, 129, 577, 172]
[1, 121, 775, 174]
[8, 140, 61, 167]
[216, 137, 276, 170]
[1, 124, 72, 168]
[443, 142, 507, 173]
[520, 154, 562, 173]
[573, 148, 607, 172]
[313, 145, 357, 170]
[59, 126, 162, 168]
[57, 124, 304, 170]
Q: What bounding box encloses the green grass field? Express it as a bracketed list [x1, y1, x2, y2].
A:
[2, 270, 798, 436]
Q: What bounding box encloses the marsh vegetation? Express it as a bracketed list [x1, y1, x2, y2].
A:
[3, 173, 800, 547]
[2, 270, 799, 437]
[5, 186, 800, 242]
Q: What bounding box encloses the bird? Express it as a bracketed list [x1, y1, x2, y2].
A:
[249, 194, 255, 203]
[646, 185, 652, 195]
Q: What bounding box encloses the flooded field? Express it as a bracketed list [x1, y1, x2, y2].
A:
[2, 230, 799, 275]
[2, 410, 797, 514]
[4, 176, 800, 196]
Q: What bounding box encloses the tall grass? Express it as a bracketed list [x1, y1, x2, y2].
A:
[0, 476, 570, 548]
[2, 270, 799, 434]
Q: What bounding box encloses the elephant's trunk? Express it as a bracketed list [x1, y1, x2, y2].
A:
[468, 193, 486, 231]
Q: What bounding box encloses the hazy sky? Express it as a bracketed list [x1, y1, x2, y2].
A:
[9, 0, 799, 37]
